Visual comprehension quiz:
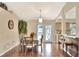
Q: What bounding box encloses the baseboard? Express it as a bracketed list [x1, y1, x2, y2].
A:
[0, 43, 19, 56]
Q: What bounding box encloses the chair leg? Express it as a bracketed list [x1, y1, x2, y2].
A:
[41, 44, 42, 53]
[20, 45, 23, 52]
[25, 47, 26, 55]
[23, 45, 25, 53]
[25, 46, 29, 55]
[32, 46, 33, 55]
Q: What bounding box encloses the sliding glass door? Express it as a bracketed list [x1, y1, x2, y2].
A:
[44, 25, 52, 56]
[37, 24, 52, 43]
[37, 24, 52, 56]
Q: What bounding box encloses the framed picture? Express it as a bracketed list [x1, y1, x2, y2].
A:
[8, 20, 14, 30]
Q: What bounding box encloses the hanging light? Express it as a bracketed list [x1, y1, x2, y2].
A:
[38, 9, 43, 23]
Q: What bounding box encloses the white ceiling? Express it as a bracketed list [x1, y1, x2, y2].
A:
[5, 2, 66, 20]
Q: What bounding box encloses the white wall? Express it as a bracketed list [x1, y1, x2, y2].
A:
[65, 7, 76, 19]
[0, 7, 19, 56]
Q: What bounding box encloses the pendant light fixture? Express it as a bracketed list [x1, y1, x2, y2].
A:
[38, 9, 43, 23]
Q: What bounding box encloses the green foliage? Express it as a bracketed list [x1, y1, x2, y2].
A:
[18, 20, 27, 34]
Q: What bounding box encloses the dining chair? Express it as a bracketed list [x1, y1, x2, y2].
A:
[24, 37, 38, 55]
[24, 37, 33, 55]
[20, 38, 25, 52]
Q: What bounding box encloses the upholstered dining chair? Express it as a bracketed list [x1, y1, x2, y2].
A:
[19, 33, 27, 52]
[24, 37, 38, 55]
[24, 37, 33, 52]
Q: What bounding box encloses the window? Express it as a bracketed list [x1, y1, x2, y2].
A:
[70, 23, 76, 35]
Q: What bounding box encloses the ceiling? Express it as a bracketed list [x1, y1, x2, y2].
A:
[5, 2, 66, 20]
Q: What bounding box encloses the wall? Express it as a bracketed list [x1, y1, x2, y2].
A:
[26, 20, 38, 36]
[65, 7, 76, 19]
[0, 7, 19, 56]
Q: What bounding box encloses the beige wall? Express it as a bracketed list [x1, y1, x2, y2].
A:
[0, 7, 19, 56]
[26, 20, 38, 36]
[26, 19, 56, 42]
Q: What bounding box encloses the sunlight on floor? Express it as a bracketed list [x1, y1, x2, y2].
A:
[44, 43, 52, 56]
[37, 43, 52, 56]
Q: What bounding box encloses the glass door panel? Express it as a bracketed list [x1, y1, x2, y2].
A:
[45, 25, 52, 43]
[37, 24, 44, 54]
[37, 24, 44, 44]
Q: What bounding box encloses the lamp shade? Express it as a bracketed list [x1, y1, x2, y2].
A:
[38, 17, 43, 23]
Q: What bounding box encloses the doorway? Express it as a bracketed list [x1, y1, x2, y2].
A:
[37, 24, 52, 43]
[37, 24, 52, 56]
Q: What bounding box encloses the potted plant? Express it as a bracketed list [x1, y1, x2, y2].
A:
[18, 20, 27, 35]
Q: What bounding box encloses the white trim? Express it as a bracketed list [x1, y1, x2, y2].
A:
[0, 43, 19, 56]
